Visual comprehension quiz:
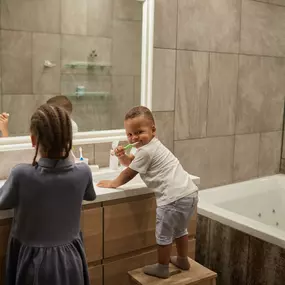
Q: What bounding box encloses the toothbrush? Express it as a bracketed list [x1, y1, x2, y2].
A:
[79, 147, 84, 161]
[124, 142, 138, 150]
[110, 142, 138, 155]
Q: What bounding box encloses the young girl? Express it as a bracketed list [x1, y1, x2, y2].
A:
[0, 104, 96, 285]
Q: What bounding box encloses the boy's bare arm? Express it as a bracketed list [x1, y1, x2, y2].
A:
[114, 146, 135, 167]
[97, 167, 138, 188]
[118, 154, 135, 167]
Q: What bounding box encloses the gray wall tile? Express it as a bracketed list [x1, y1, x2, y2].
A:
[236, 55, 285, 134]
[1, 0, 60, 33]
[234, 134, 260, 182]
[152, 48, 176, 112]
[112, 20, 142, 76]
[114, 0, 142, 21]
[174, 136, 234, 189]
[177, 0, 240, 53]
[111, 76, 134, 129]
[175, 51, 209, 140]
[32, 33, 60, 95]
[87, 0, 113, 37]
[207, 53, 238, 137]
[241, 1, 285, 57]
[61, 0, 87, 35]
[2, 30, 32, 94]
[154, 0, 177, 48]
[153, 111, 174, 152]
[2, 94, 53, 136]
[259, 131, 282, 176]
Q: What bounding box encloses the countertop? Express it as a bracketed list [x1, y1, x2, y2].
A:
[0, 168, 200, 220]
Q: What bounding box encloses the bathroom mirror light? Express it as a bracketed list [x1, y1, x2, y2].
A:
[0, 0, 154, 152]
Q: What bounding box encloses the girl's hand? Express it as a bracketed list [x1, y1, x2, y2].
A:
[114, 146, 126, 158]
[97, 180, 116, 188]
[0, 113, 9, 137]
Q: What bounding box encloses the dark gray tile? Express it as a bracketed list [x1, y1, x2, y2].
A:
[196, 215, 210, 267]
[247, 237, 285, 285]
[209, 221, 249, 285]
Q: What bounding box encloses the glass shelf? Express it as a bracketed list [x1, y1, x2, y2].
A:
[64, 61, 112, 70]
[63, 91, 110, 99]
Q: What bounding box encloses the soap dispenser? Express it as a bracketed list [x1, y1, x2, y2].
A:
[109, 140, 119, 170]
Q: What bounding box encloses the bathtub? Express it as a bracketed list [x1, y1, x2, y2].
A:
[198, 174, 285, 249]
[197, 174, 285, 285]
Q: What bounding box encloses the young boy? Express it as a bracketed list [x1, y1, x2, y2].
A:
[46, 96, 79, 133]
[0, 112, 9, 137]
[97, 106, 198, 279]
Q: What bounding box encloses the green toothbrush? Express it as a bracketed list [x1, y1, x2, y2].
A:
[124, 142, 138, 150]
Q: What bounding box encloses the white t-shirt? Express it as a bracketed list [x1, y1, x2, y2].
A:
[129, 137, 198, 206]
[71, 119, 78, 133]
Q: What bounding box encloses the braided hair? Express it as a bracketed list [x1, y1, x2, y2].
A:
[30, 104, 73, 166]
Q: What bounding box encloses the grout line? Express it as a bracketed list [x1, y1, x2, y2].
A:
[173, 129, 283, 142]
[205, 52, 211, 137]
[279, 100, 285, 172]
[152, 46, 285, 60]
[238, 0, 243, 53]
[251, 0, 285, 8]
[173, 0, 179, 147]
[232, 53, 241, 182]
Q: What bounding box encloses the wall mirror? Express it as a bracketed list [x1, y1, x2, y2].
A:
[0, 0, 154, 151]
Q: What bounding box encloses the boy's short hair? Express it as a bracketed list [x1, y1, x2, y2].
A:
[46, 96, 73, 114]
[125, 106, 155, 125]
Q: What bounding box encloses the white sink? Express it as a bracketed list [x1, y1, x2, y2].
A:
[92, 168, 143, 185]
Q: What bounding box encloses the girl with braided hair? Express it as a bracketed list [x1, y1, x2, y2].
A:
[0, 104, 96, 285]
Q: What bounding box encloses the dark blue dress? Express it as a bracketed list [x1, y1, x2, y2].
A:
[0, 158, 96, 285]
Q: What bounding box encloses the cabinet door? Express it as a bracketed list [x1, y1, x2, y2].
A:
[104, 197, 156, 258]
[0, 222, 11, 285]
[81, 207, 103, 263]
[104, 249, 157, 285]
[88, 265, 102, 285]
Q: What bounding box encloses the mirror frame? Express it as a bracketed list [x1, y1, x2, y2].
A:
[0, 0, 155, 152]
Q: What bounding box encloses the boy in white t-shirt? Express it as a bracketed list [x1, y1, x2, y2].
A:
[97, 106, 198, 279]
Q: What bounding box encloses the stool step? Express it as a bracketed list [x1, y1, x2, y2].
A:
[128, 259, 217, 285]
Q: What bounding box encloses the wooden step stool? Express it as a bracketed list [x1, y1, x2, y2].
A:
[128, 259, 217, 285]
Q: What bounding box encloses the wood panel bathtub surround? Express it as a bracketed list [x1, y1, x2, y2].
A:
[196, 215, 210, 267]
[103, 196, 157, 258]
[197, 214, 285, 285]
[81, 206, 103, 263]
[247, 236, 285, 285]
[209, 220, 249, 285]
[104, 239, 196, 285]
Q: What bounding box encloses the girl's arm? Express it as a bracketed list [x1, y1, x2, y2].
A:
[97, 167, 138, 189]
[0, 169, 18, 210]
[84, 168, 96, 201]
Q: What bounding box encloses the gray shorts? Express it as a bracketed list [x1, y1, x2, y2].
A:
[156, 192, 198, 245]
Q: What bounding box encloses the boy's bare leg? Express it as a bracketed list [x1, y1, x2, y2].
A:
[170, 235, 190, 270]
[143, 244, 172, 278]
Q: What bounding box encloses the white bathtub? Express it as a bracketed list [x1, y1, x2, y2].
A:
[198, 174, 285, 249]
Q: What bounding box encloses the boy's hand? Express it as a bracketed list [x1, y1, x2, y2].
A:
[97, 180, 116, 188]
[114, 146, 126, 158]
[0, 113, 9, 137]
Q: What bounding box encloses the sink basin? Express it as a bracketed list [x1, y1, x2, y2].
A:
[92, 168, 143, 185]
